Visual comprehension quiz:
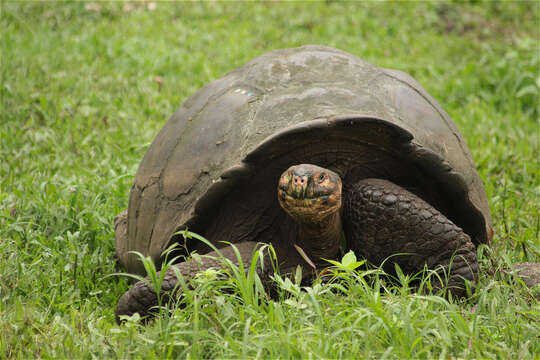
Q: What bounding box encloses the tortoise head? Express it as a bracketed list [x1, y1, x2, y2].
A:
[278, 164, 342, 224]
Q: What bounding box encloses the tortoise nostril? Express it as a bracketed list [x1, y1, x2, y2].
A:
[292, 175, 306, 186]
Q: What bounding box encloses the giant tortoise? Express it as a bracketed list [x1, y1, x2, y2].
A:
[114, 45, 493, 321]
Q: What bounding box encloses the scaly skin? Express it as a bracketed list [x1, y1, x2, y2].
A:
[343, 178, 478, 296]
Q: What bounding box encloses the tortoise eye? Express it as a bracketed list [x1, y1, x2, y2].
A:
[318, 173, 326, 182]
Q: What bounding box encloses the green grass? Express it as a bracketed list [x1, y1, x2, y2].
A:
[1, 1, 538, 358]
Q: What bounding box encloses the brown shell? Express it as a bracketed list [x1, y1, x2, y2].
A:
[118, 45, 492, 275]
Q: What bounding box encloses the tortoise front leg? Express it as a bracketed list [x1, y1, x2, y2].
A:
[115, 242, 268, 323]
[343, 178, 479, 297]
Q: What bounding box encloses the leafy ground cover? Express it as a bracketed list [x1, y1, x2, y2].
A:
[1, 1, 538, 358]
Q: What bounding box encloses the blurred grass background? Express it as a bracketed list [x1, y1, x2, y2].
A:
[1, 1, 538, 358]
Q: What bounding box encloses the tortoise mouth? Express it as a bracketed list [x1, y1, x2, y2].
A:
[277, 187, 333, 201]
[278, 189, 337, 206]
[278, 189, 341, 222]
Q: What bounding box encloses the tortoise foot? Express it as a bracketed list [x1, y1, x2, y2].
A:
[115, 242, 266, 324]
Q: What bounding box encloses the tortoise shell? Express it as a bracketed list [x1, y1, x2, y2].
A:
[116, 45, 492, 275]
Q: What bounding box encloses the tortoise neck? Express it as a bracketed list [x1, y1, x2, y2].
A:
[296, 211, 342, 265]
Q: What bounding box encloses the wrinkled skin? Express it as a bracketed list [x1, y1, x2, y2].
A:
[116, 164, 479, 323]
[278, 165, 343, 265]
